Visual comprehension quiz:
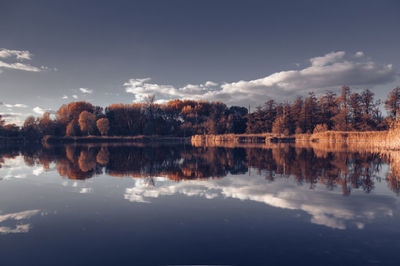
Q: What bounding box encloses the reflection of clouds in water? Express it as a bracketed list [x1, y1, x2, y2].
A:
[124, 174, 397, 230]
[0, 156, 53, 180]
[32, 166, 45, 176]
[0, 157, 28, 180]
[0, 209, 40, 234]
[0, 156, 93, 193]
[79, 187, 93, 194]
[61, 180, 93, 194]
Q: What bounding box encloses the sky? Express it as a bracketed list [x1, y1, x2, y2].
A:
[0, 0, 400, 124]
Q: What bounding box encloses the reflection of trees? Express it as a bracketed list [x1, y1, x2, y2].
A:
[3, 143, 400, 195]
[104, 145, 246, 181]
[96, 147, 109, 165]
[245, 146, 382, 195]
[382, 152, 400, 195]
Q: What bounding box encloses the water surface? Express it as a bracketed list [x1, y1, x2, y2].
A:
[0, 143, 399, 265]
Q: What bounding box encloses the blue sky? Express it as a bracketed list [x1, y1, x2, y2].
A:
[0, 0, 399, 124]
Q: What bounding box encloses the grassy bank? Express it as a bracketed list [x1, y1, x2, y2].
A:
[192, 133, 308, 145]
[191, 134, 293, 144]
[191, 129, 400, 149]
[310, 131, 388, 143]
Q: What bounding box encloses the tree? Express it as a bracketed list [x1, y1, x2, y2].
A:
[66, 120, 79, 136]
[272, 115, 286, 135]
[349, 92, 362, 130]
[39, 112, 56, 135]
[0, 115, 5, 136]
[385, 87, 400, 119]
[0, 115, 5, 127]
[319, 91, 339, 130]
[3, 124, 20, 137]
[68, 102, 95, 121]
[359, 89, 378, 130]
[106, 103, 144, 136]
[22, 116, 40, 139]
[78, 111, 96, 135]
[300, 92, 320, 133]
[332, 86, 351, 131]
[96, 118, 110, 136]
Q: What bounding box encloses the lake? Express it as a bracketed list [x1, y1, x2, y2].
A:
[0, 143, 399, 265]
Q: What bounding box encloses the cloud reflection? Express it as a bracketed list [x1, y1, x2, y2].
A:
[124, 174, 396, 230]
[0, 209, 41, 234]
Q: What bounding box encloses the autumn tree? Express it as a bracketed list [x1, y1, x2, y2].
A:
[349, 92, 362, 130]
[106, 103, 144, 136]
[66, 120, 79, 136]
[68, 102, 95, 121]
[272, 115, 286, 135]
[78, 111, 96, 135]
[299, 92, 320, 133]
[332, 86, 351, 131]
[319, 91, 339, 130]
[96, 118, 110, 136]
[385, 87, 400, 119]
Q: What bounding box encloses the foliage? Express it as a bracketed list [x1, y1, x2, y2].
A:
[78, 111, 96, 135]
[96, 118, 110, 136]
[1, 86, 400, 139]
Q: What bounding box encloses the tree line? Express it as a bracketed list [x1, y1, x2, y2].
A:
[1, 86, 400, 139]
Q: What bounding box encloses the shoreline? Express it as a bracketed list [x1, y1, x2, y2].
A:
[191, 130, 399, 149]
[0, 130, 397, 148]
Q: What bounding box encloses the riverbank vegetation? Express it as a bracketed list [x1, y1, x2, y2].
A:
[1, 86, 400, 141]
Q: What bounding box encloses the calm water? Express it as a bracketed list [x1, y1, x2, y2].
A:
[0, 143, 400, 265]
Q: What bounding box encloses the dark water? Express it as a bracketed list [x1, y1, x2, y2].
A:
[0, 143, 400, 265]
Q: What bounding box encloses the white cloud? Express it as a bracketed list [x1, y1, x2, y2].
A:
[72, 94, 78, 99]
[124, 79, 221, 103]
[0, 112, 25, 125]
[33, 106, 54, 115]
[205, 81, 218, 87]
[0, 48, 48, 73]
[62, 95, 68, 99]
[1, 103, 28, 108]
[14, 103, 28, 108]
[0, 61, 42, 72]
[355, 51, 364, 58]
[124, 51, 397, 106]
[309, 51, 346, 66]
[0, 48, 32, 60]
[33, 106, 45, 115]
[79, 88, 93, 94]
[32, 166, 45, 176]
